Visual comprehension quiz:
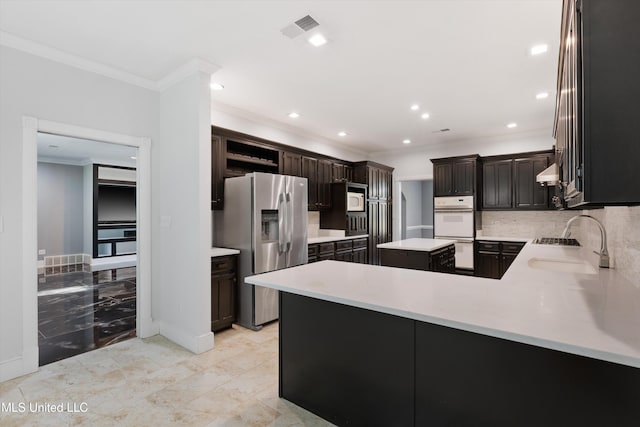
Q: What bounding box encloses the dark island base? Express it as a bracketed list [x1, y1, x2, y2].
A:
[279, 292, 640, 427]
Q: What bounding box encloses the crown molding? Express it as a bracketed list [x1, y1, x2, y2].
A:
[0, 31, 220, 92]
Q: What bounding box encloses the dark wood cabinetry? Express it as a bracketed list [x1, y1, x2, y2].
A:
[475, 240, 525, 279]
[332, 162, 353, 183]
[211, 255, 237, 332]
[301, 157, 332, 210]
[281, 151, 302, 177]
[320, 182, 368, 236]
[379, 245, 455, 273]
[431, 155, 479, 197]
[308, 237, 368, 265]
[353, 162, 394, 265]
[211, 135, 225, 210]
[482, 151, 554, 211]
[554, 0, 640, 207]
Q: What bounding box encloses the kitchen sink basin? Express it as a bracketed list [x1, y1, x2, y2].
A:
[527, 257, 598, 275]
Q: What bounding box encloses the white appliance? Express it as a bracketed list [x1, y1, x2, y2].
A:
[433, 196, 474, 271]
[221, 173, 308, 330]
[347, 191, 365, 212]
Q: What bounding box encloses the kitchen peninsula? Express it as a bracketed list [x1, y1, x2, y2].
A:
[246, 242, 640, 426]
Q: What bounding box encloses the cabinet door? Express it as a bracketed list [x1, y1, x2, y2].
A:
[500, 253, 518, 276]
[211, 271, 236, 332]
[433, 162, 453, 196]
[335, 251, 353, 263]
[332, 163, 346, 182]
[482, 159, 513, 209]
[368, 167, 380, 199]
[378, 169, 388, 201]
[514, 156, 549, 210]
[453, 160, 475, 195]
[352, 248, 367, 264]
[344, 165, 354, 183]
[302, 156, 318, 210]
[476, 252, 501, 279]
[282, 151, 302, 177]
[368, 201, 379, 265]
[317, 159, 333, 209]
[211, 135, 226, 210]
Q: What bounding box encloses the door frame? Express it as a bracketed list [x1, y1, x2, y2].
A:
[395, 174, 433, 243]
[22, 116, 156, 372]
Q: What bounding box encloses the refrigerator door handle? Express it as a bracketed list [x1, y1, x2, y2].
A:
[278, 192, 286, 254]
[285, 192, 293, 252]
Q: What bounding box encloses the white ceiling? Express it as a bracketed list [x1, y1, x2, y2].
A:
[0, 0, 562, 153]
[37, 133, 137, 166]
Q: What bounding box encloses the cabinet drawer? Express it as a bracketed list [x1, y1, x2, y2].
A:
[308, 244, 319, 257]
[501, 242, 525, 254]
[211, 255, 236, 274]
[352, 238, 368, 249]
[335, 240, 353, 252]
[318, 242, 335, 255]
[476, 241, 500, 252]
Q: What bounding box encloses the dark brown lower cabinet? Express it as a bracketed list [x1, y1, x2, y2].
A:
[211, 255, 237, 332]
[308, 237, 368, 265]
[379, 245, 455, 273]
[475, 240, 525, 279]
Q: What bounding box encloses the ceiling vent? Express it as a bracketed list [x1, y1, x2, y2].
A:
[281, 15, 320, 39]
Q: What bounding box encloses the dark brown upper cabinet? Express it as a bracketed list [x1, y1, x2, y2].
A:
[302, 156, 319, 210]
[554, 0, 640, 207]
[211, 135, 225, 210]
[431, 155, 479, 197]
[281, 151, 303, 177]
[481, 150, 554, 211]
[482, 159, 512, 209]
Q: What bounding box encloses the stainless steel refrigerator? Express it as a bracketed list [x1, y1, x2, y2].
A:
[221, 172, 308, 330]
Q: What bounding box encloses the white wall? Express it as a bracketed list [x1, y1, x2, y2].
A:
[37, 162, 85, 258]
[211, 103, 367, 162]
[0, 46, 159, 381]
[154, 71, 213, 353]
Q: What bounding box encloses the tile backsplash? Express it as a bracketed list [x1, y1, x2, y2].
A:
[307, 211, 320, 237]
[578, 206, 640, 286]
[478, 210, 582, 240]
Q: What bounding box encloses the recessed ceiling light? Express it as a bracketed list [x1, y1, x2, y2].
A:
[536, 92, 549, 99]
[288, 112, 300, 119]
[403, 139, 411, 144]
[210, 82, 224, 91]
[507, 123, 518, 128]
[338, 131, 347, 137]
[130, 156, 137, 160]
[530, 44, 548, 55]
[308, 34, 327, 47]
[421, 113, 430, 119]
[410, 104, 419, 111]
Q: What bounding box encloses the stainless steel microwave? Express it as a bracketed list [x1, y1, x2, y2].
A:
[347, 192, 365, 211]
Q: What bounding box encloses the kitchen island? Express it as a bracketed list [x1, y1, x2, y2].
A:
[246, 242, 640, 426]
[377, 238, 456, 272]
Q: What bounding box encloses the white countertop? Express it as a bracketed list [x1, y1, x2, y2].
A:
[246, 242, 640, 368]
[376, 238, 456, 252]
[211, 247, 240, 257]
[308, 234, 368, 244]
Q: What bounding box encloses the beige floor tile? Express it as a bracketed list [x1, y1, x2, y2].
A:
[0, 322, 335, 427]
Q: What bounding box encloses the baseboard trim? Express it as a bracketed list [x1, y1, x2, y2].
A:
[158, 322, 213, 354]
[0, 350, 38, 383]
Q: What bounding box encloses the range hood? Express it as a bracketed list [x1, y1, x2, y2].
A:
[536, 163, 560, 185]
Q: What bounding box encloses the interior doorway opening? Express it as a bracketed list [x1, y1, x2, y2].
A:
[398, 179, 434, 240]
[36, 132, 139, 365]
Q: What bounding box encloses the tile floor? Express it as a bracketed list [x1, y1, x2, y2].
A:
[38, 267, 137, 366]
[0, 323, 334, 426]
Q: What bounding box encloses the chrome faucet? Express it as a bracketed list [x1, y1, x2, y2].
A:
[561, 214, 610, 268]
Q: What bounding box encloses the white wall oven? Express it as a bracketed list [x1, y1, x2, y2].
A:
[433, 196, 474, 271]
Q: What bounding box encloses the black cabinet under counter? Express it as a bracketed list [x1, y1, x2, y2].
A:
[475, 240, 525, 279]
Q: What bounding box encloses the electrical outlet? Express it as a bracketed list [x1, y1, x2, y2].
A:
[38, 249, 46, 255]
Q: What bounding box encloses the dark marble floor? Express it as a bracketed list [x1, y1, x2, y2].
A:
[38, 266, 136, 366]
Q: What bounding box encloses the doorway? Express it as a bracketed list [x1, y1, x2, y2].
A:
[399, 179, 434, 240]
[37, 134, 139, 365]
[22, 117, 154, 373]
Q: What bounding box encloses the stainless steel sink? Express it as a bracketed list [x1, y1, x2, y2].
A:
[527, 257, 598, 275]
